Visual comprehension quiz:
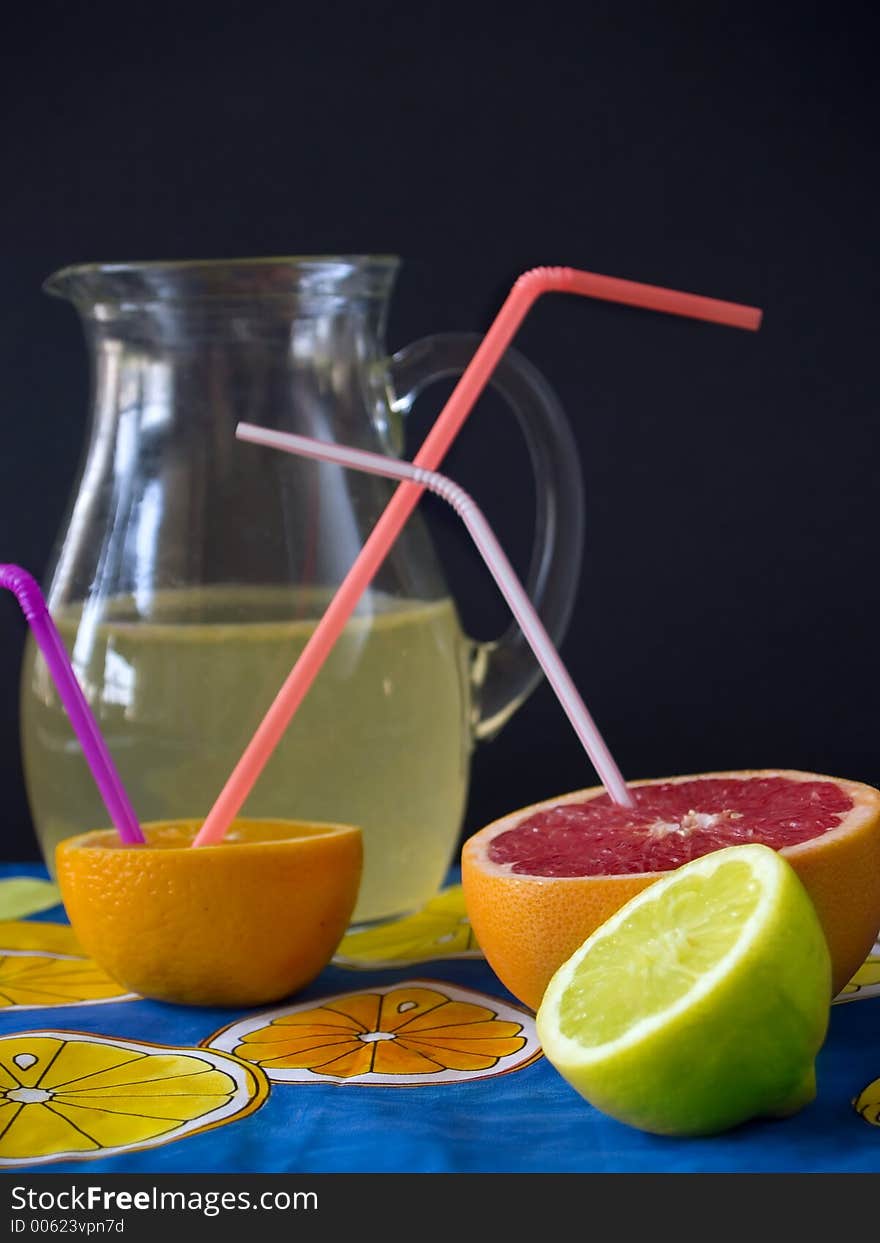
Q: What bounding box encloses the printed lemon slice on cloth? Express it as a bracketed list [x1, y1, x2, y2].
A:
[0, 922, 86, 955]
[334, 886, 481, 968]
[536, 844, 831, 1136]
[853, 1075, 880, 1126]
[0, 923, 133, 1010]
[0, 879, 61, 921]
[0, 1032, 268, 1166]
[837, 950, 880, 1003]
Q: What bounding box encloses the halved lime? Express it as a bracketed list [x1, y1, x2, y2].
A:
[536, 844, 831, 1135]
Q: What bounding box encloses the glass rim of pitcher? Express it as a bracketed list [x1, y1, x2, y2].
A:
[43, 255, 402, 306]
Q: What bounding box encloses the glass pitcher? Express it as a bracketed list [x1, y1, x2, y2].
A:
[20, 256, 584, 922]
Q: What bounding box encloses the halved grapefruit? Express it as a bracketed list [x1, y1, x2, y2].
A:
[461, 770, 880, 1009]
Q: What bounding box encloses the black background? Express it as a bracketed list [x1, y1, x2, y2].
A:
[0, 2, 877, 861]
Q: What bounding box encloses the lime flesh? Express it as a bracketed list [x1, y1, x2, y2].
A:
[536, 844, 831, 1136]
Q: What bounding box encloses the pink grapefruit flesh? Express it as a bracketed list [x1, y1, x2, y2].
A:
[490, 776, 854, 877]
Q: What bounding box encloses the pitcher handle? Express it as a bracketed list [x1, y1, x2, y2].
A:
[386, 332, 585, 740]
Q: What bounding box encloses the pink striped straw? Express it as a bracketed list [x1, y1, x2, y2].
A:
[194, 266, 761, 847]
[1, 565, 144, 845]
[235, 424, 634, 805]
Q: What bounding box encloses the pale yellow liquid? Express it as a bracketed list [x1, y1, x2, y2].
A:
[20, 587, 473, 922]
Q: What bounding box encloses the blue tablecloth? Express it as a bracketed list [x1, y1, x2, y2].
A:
[0, 863, 877, 1174]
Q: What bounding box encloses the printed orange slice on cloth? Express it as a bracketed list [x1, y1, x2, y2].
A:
[207, 980, 541, 1086]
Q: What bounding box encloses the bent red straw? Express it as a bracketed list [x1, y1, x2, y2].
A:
[194, 266, 761, 846]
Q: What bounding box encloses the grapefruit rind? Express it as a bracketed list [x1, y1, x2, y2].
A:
[462, 770, 880, 1007]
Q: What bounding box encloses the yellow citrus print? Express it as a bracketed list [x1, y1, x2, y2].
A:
[853, 1076, 880, 1126]
[0, 957, 129, 1010]
[837, 948, 880, 1004]
[0, 879, 61, 921]
[0, 922, 86, 955]
[334, 885, 481, 968]
[208, 979, 542, 1086]
[0, 923, 132, 1010]
[0, 1031, 268, 1166]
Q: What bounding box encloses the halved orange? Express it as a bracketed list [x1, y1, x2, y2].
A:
[56, 818, 362, 1007]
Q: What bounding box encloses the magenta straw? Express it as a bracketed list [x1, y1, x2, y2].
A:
[0, 565, 145, 845]
[235, 424, 635, 808]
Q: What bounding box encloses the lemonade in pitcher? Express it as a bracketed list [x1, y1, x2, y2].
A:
[22, 586, 472, 922]
[24, 257, 583, 923]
